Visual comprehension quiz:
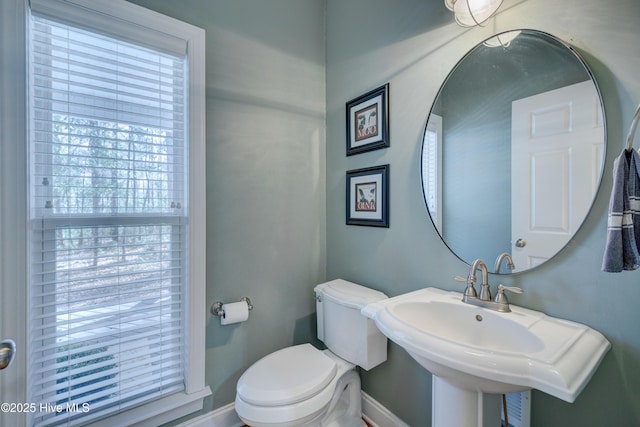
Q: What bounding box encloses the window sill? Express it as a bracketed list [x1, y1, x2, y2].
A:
[87, 387, 212, 427]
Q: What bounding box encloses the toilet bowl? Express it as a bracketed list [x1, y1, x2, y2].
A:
[235, 279, 388, 427]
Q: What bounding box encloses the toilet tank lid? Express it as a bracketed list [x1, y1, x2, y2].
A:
[314, 279, 388, 309]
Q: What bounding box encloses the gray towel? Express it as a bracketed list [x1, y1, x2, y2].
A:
[602, 148, 640, 272]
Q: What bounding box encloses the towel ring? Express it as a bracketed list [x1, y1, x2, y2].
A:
[626, 103, 640, 151]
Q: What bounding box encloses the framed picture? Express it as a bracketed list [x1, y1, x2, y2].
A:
[346, 164, 389, 227]
[346, 84, 389, 156]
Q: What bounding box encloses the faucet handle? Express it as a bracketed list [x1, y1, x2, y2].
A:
[498, 284, 523, 294]
[455, 276, 478, 299]
[494, 284, 523, 307]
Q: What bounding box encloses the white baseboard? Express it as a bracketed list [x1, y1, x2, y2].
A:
[361, 391, 410, 427]
[175, 402, 243, 427]
[176, 392, 408, 427]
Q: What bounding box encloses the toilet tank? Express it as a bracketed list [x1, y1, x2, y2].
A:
[314, 279, 388, 370]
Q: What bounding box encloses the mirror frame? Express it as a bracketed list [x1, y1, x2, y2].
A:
[420, 29, 606, 274]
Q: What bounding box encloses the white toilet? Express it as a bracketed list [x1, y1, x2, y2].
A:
[235, 279, 388, 427]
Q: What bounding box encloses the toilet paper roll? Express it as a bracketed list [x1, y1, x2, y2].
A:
[220, 301, 249, 325]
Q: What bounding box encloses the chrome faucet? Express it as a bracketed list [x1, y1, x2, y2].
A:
[455, 258, 488, 302]
[495, 252, 515, 274]
[455, 258, 523, 312]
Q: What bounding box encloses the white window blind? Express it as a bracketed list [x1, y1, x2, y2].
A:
[422, 114, 443, 229]
[28, 13, 189, 427]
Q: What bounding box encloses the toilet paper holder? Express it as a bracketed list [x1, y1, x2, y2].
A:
[210, 297, 253, 317]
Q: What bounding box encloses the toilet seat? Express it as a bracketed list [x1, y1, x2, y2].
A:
[237, 343, 337, 406]
[235, 344, 356, 426]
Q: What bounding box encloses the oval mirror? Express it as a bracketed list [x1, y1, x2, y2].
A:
[421, 29, 605, 274]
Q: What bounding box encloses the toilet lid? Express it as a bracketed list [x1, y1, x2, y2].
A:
[237, 343, 337, 406]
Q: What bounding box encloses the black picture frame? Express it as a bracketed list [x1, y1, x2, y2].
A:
[346, 84, 389, 156]
[346, 164, 389, 227]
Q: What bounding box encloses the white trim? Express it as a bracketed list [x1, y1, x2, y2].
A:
[185, 7, 208, 396]
[0, 1, 29, 426]
[175, 403, 243, 427]
[361, 391, 410, 427]
[90, 388, 212, 427]
[175, 392, 409, 427]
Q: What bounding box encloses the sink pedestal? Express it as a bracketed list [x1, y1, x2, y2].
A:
[432, 377, 501, 427]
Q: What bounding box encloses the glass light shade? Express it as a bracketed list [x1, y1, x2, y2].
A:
[483, 30, 522, 47]
[453, 0, 503, 27]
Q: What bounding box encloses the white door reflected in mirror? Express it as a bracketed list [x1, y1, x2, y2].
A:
[511, 80, 605, 271]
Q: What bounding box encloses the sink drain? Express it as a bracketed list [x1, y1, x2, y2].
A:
[475, 315, 483, 322]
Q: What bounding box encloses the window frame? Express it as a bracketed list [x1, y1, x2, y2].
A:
[0, 1, 30, 426]
[23, 0, 209, 425]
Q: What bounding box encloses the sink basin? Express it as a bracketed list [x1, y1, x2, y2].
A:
[393, 300, 544, 355]
[362, 287, 610, 402]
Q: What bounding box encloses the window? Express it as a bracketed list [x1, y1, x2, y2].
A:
[422, 114, 442, 229]
[27, 1, 208, 426]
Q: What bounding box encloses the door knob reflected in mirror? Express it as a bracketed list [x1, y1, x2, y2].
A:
[515, 239, 526, 248]
[0, 339, 16, 370]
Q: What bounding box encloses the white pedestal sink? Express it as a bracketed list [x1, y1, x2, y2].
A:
[362, 287, 610, 427]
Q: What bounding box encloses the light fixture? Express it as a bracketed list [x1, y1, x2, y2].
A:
[445, 0, 504, 27]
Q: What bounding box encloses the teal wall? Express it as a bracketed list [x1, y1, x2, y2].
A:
[327, 0, 640, 426]
[127, 0, 327, 419]
[130, 1, 640, 426]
